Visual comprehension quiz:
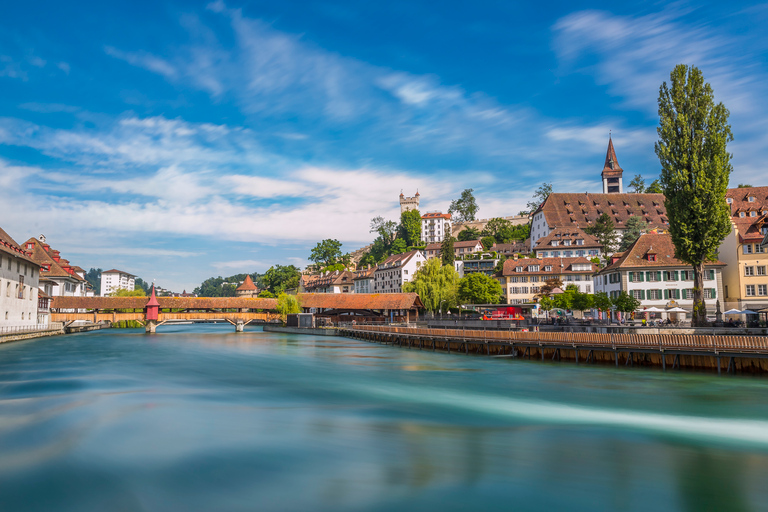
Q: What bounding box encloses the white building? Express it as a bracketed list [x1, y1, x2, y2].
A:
[373, 250, 426, 293]
[353, 267, 374, 294]
[101, 269, 136, 296]
[421, 212, 452, 244]
[1, 227, 41, 327]
[593, 234, 724, 321]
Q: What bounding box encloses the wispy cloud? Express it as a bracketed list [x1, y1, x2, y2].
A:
[104, 45, 178, 79]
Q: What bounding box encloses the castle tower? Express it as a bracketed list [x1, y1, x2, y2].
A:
[400, 190, 420, 213]
[601, 137, 624, 194]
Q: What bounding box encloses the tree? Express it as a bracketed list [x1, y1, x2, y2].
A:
[737, 184, 753, 188]
[571, 291, 594, 318]
[262, 265, 301, 294]
[309, 239, 343, 267]
[390, 238, 407, 254]
[85, 268, 102, 294]
[585, 213, 619, 254]
[370, 216, 398, 243]
[629, 174, 646, 193]
[526, 182, 553, 213]
[399, 209, 422, 247]
[134, 277, 151, 294]
[480, 236, 495, 251]
[457, 226, 482, 242]
[276, 292, 301, 323]
[448, 189, 479, 223]
[458, 273, 503, 305]
[612, 291, 640, 317]
[482, 217, 516, 244]
[109, 288, 147, 297]
[593, 291, 613, 317]
[258, 290, 276, 298]
[539, 296, 554, 319]
[403, 258, 460, 313]
[441, 233, 456, 266]
[619, 216, 648, 252]
[538, 277, 564, 298]
[554, 284, 578, 311]
[655, 64, 733, 326]
[646, 179, 663, 193]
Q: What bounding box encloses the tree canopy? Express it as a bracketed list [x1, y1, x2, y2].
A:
[194, 273, 260, 297]
[526, 182, 552, 213]
[585, 213, 619, 254]
[619, 216, 648, 252]
[403, 258, 459, 312]
[646, 179, 663, 193]
[612, 291, 640, 314]
[262, 265, 300, 294]
[655, 64, 732, 326]
[448, 189, 479, 223]
[441, 233, 456, 266]
[309, 239, 343, 267]
[276, 292, 301, 322]
[398, 209, 422, 247]
[457, 226, 482, 242]
[109, 288, 147, 297]
[629, 174, 646, 193]
[458, 273, 503, 305]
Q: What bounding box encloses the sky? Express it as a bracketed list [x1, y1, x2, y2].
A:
[1, 1, 767, 292]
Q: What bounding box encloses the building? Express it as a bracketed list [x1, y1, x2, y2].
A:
[533, 226, 603, 259]
[373, 250, 426, 293]
[530, 139, 668, 245]
[400, 191, 420, 214]
[235, 275, 259, 297]
[455, 257, 499, 278]
[719, 186, 768, 311]
[421, 212, 452, 244]
[424, 240, 483, 260]
[353, 267, 374, 294]
[594, 234, 724, 320]
[23, 235, 88, 297]
[301, 270, 356, 293]
[492, 240, 530, 257]
[100, 269, 136, 296]
[496, 256, 597, 304]
[1, 227, 41, 326]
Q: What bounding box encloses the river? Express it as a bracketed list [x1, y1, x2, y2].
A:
[1, 325, 768, 511]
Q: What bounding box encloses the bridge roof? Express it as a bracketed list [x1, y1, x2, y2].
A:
[51, 296, 278, 310]
[297, 293, 424, 310]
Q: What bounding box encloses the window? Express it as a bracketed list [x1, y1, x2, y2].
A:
[758, 266, 766, 276]
[740, 212, 746, 217]
[751, 211, 757, 217]
[759, 285, 767, 296]
[648, 254, 657, 262]
[745, 266, 755, 276]
[647, 271, 661, 282]
[18, 276, 24, 299]
[632, 290, 644, 300]
[551, 241, 559, 246]
[529, 265, 540, 272]
[744, 244, 753, 254]
[544, 266, 553, 272]
[746, 285, 756, 296]
[757, 244, 766, 253]
[516, 266, 523, 273]
[748, 196, 756, 202]
[726, 198, 733, 204]
[563, 240, 571, 246]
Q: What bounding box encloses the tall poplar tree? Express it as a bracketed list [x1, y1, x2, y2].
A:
[655, 64, 733, 326]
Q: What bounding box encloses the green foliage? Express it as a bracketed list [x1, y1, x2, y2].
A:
[571, 290, 594, 314]
[258, 290, 276, 298]
[593, 291, 613, 312]
[585, 213, 619, 254]
[480, 236, 495, 251]
[322, 263, 346, 273]
[538, 277, 563, 298]
[655, 64, 732, 326]
[85, 268, 102, 293]
[399, 209, 422, 246]
[390, 238, 407, 255]
[309, 239, 343, 267]
[134, 278, 151, 294]
[262, 265, 300, 294]
[448, 189, 479, 223]
[457, 226, 482, 242]
[737, 184, 753, 188]
[619, 216, 648, 251]
[403, 258, 460, 312]
[441, 234, 455, 266]
[646, 179, 663, 193]
[458, 273, 503, 305]
[109, 288, 147, 297]
[526, 182, 553, 213]
[612, 292, 640, 314]
[276, 292, 301, 322]
[629, 174, 646, 193]
[112, 320, 144, 328]
[539, 296, 554, 312]
[194, 273, 262, 297]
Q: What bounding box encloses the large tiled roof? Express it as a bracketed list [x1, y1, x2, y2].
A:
[51, 296, 278, 310]
[492, 240, 531, 254]
[236, 275, 258, 291]
[425, 240, 482, 251]
[377, 250, 420, 270]
[23, 237, 85, 280]
[421, 212, 451, 220]
[500, 256, 597, 276]
[533, 226, 602, 250]
[726, 186, 768, 243]
[536, 192, 668, 231]
[302, 270, 357, 290]
[298, 293, 424, 310]
[596, 233, 724, 274]
[102, 269, 136, 276]
[0, 226, 36, 264]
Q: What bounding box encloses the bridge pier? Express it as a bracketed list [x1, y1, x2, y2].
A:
[145, 320, 158, 334]
[235, 320, 245, 333]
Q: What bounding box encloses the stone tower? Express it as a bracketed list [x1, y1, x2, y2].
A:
[601, 137, 624, 194]
[399, 190, 420, 213]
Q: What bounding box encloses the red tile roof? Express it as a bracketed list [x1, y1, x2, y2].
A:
[596, 233, 724, 274]
[102, 269, 136, 276]
[377, 250, 420, 269]
[236, 275, 258, 291]
[23, 237, 85, 280]
[298, 293, 424, 310]
[726, 186, 768, 243]
[536, 192, 668, 231]
[533, 226, 602, 250]
[51, 296, 278, 310]
[500, 256, 597, 276]
[0, 226, 36, 264]
[421, 212, 451, 220]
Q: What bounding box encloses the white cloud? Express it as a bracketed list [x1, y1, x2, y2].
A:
[212, 259, 264, 270]
[104, 45, 178, 79]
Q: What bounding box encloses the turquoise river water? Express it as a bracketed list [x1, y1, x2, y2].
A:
[2, 325, 768, 511]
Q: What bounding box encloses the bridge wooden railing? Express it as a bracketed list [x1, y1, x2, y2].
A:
[51, 311, 281, 323]
[349, 325, 768, 353]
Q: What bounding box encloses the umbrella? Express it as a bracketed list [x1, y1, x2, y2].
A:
[643, 307, 664, 312]
[667, 307, 687, 313]
[724, 309, 742, 315]
[741, 309, 757, 315]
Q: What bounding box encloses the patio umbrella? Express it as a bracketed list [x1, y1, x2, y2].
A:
[723, 309, 742, 315]
[741, 309, 757, 315]
[643, 307, 664, 312]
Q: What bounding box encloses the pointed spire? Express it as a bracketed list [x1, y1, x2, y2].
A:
[603, 137, 622, 173]
[236, 275, 258, 291]
[147, 284, 160, 306]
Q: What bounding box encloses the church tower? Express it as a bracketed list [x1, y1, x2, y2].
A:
[399, 190, 420, 213]
[601, 137, 624, 194]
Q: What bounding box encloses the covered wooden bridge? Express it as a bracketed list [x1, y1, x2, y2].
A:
[298, 293, 424, 324]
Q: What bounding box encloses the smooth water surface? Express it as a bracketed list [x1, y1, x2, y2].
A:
[2, 325, 768, 511]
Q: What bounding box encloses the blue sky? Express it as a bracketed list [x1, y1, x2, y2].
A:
[1, 1, 767, 292]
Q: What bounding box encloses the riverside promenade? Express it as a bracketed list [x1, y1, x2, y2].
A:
[340, 325, 768, 374]
[0, 323, 65, 344]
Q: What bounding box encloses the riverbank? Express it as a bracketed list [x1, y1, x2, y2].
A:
[0, 323, 65, 344]
[263, 325, 340, 336]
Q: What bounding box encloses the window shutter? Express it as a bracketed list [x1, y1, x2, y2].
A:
[710, 288, 716, 298]
[674, 270, 679, 281]
[662, 272, 667, 281]
[664, 289, 669, 300]
[656, 271, 662, 281]
[638, 272, 645, 282]
[628, 272, 633, 282]
[641, 290, 646, 300]
[709, 269, 715, 280]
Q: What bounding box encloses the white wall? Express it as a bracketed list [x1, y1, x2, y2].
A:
[0, 252, 40, 327]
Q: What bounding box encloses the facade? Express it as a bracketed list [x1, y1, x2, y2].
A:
[100, 269, 136, 296]
[533, 226, 603, 259]
[399, 191, 420, 214]
[454, 258, 499, 278]
[235, 275, 259, 297]
[492, 241, 530, 256]
[421, 212, 452, 244]
[373, 250, 425, 293]
[1, 227, 41, 327]
[496, 256, 597, 305]
[594, 234, 724, 319]
[719, 186, 768, 311]
[24, 235, 88, 297]
[353, 267, 374, 294]
[530, 140, 668, 245]
[424, 240, 484, 260]
[301, 271, 356, 293]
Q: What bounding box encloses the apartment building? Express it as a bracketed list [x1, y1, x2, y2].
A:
[496, 256, 597, 305]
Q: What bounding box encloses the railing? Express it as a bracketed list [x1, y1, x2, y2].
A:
[348, 325, 768, 353]
[0, 322, 64, 335]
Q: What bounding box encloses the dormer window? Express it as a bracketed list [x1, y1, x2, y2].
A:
[563, 240, 571, 246]
[544, 265, 553, 272]
[647, 253, 657, 262]
[751, 211, 757, 217]
[551, 241, 559, 246]
[529, 265, 540, 272]
[576, 239, 584, 246]
[748, 196, 756, 202]
[515, 266, 523, 273]
[726, 198, 733, 204]
[740, 212, 746, 217]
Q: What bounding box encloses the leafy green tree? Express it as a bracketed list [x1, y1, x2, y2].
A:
[655, 64, 733, 326]
[482, 217, 515, 244]
[539, 296, 554, 319]
[538, 277, 563, 298]
[109, 288, 147, 297]
[593, 292, 613, 317]
[262, 265, 301, 294]
[457, 226, 482, 242]
[86, 268, 102, 294]
[737, 184, 753, 188]
[390, 238, 407, 255]
[585, 213, 619, 254]
[398, 209, 422, 247]
[276, 292, 301, 323]
[646, 179, 663, 193]
[448, 189, 479, 223]
[480, 236, 495, 251]
[526, 182, 553, 213]
[458, 273, 503, 305]
[403, 258, 460, 313]
[554, 284, 578, 310]
[258, 290, 276, 298]
[629, 174, 646, 193]
[619, 216, 648, 251]
[509, 223, 531, 241]
[322, 263, 346, 273]
[571, 291, 594, 317]
[309, 239, 342, 267]
[134, 277, 151, 294]
[441, 234, 456, 266]
[612, 291, 640, 316]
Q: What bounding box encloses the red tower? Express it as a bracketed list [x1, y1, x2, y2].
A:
[145, 285, 160, 321]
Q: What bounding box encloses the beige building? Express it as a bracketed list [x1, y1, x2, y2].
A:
[496, 256, 597, 305]
[719, 186, 768, 311]
[1, 227, 41, 327]
[424, 240, 484, 260]
[533, 226, 603, 259]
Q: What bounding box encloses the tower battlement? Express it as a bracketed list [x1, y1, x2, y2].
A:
[399, 190, 420, 213]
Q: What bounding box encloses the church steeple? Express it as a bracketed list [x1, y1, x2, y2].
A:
[601, 136, 624, 193]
